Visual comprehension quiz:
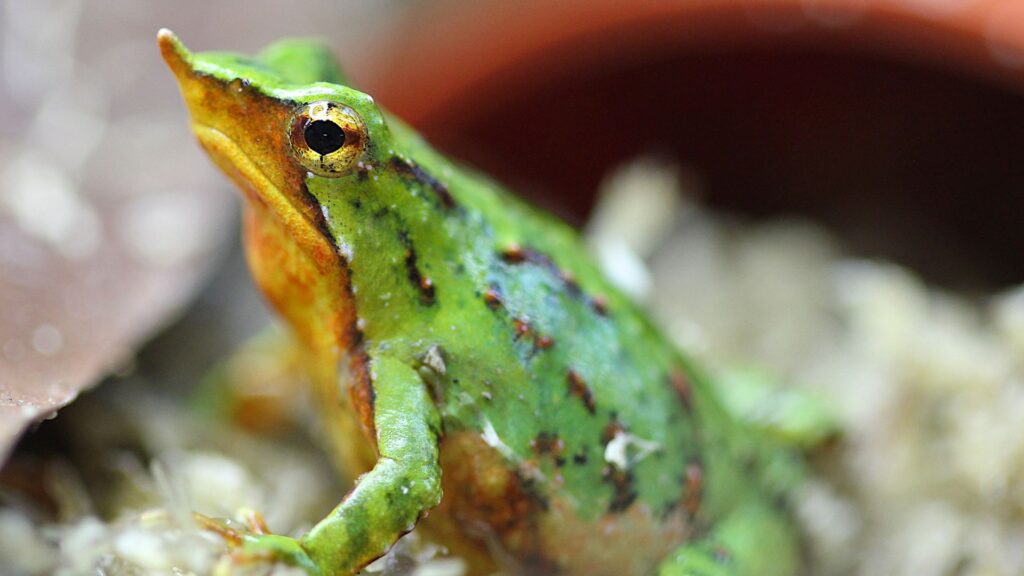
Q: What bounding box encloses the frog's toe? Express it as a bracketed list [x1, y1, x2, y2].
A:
[193, 512, 321, 575]
[241, 533, 322, 575]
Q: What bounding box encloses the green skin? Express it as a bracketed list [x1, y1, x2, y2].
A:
[160, 31, 815, 576]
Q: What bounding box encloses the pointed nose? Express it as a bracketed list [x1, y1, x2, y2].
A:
[157, 29, 192, 81]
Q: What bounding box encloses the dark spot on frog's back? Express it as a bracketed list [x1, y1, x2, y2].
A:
[566, 369, 596, 415]
[517, 471, 550, 512]
[500, 244, 566, 279]
[669, 369, 694, 412]
[511, 317, 555, 355]
[512, 318, 530, 338]
[500, 244, 611, 316]
[682, 461, 704, 519]
[603, 466, 638, 514]
[530, 432, 565, 457]
[483, 285, 503, 310]
[389, 156, 456, 209]
[601, 414, 625, 446]
[398, 230, 436, 305]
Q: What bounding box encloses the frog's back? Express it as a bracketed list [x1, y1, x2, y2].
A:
[366, 122, 725, 573]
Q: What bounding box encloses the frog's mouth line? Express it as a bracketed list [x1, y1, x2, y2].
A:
[192, 124, 336, 263]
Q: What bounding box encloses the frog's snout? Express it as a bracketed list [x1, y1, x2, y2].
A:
[157, 29, 192, 81]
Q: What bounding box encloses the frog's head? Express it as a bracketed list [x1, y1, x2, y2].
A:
[158, 29, 397, 260]
[161, 29, 435, 356]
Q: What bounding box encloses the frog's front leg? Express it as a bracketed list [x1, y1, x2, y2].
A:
[246, 354, 442, 575]
[658, 501, 799, 576]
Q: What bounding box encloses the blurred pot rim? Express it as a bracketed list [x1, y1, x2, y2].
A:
[365, 0, 1024, 125]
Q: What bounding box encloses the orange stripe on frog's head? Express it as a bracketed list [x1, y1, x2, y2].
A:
[158, 30, 362, 358]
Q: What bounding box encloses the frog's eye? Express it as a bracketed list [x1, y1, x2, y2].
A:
[289, 101, 366, 177]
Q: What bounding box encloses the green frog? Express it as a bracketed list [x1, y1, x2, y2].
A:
[159, 29, 824, 576]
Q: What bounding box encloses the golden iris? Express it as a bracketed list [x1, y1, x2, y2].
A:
[289, 101, 366, 177]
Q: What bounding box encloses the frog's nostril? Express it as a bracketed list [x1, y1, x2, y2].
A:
[304, 120, 346, 155]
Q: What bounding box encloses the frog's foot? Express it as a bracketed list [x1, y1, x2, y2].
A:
[194, 511, 321, 575]
[716, 365, 840, 451]
[658, 502, 799, 576]
[658, 540, 737, 576]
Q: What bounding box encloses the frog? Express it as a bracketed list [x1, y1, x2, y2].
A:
[158, 29, 825, 576]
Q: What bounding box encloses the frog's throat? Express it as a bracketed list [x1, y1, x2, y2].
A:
[192, 123, 336, 269]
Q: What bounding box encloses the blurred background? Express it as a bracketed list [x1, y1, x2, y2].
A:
[0, 0, 403, 458]
[5, 0, 1024, 574]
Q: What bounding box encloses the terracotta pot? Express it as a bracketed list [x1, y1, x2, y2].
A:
[358, 0, 1024, 287]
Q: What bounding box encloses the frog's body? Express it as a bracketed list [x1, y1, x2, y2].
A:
[160, 31, 806, 576]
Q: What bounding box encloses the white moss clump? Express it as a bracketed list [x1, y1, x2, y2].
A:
[595, 158, 1024, 576]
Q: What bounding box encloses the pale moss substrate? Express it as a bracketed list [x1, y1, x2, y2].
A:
[592, 159, 1024, 576]
[4, 158, 1024, 575]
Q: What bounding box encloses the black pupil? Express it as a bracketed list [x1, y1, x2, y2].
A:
[304, 120, 346, 155]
